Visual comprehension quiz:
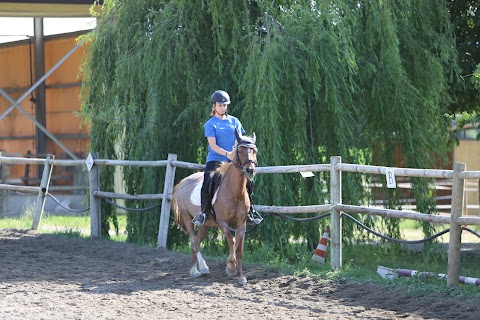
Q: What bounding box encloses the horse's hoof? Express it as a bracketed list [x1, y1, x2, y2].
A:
[199, 266, 210, 274]
[237, 276, 247, 285]
[226, 265, 236, 276]
[190, 266, 202, 278]
[197, 252, 210, 274]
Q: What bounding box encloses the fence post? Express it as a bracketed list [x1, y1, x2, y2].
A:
[0, 150, 7, 214]
[330, 156, 342, 269]
[447, 162, 465, 287]
[157, 153, 177, 249]
[32, 154, 53, 230]
[89, 153, 101, 239]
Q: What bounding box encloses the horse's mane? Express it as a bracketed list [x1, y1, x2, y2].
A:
[213, 162, 232, 176]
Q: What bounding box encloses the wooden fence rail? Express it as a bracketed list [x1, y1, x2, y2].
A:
[1, 152, 479, 287]
[329, 156, 480, 287]
[334, 204, 453, 224]
[336, 163, 455, 179]
[0, 184, 39, 193]
[0, 152, 54, 229]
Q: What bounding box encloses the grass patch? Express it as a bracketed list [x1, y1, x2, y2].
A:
[54, 229, 86, 239]
[0, 214, 128, 241]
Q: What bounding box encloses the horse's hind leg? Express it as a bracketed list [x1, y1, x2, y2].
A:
[196, 226, 210, 274]
[187, 224, 210, 278]
[182, 219, 203, 279]
[188, 228, 202, 278]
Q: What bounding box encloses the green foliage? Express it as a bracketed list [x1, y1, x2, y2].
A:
[447, 0, 480, 114]
[81, 0, 459, 253]
[444, 1, 480, 138]
[448, 111, 480, 141]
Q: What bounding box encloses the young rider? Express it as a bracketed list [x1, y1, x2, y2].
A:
[192, 90, 262, 227]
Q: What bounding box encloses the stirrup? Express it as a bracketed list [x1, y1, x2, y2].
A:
[192, 212, 207, 227]
[247, 209, 263, 225]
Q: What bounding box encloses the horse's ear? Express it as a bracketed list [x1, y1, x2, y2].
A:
[251, 132, 256, 144]
[235, 128, 242, 142]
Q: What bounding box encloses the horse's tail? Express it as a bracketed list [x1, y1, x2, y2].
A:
[171, 182, 187, 233]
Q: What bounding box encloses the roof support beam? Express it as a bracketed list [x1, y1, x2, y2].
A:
[34, 17, 47, 161]
[0, 1, 102, 17]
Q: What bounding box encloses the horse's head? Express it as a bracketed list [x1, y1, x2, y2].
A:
[233, 129, 258, 181]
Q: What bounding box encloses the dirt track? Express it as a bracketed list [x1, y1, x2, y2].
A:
[1, 229, 479, 320]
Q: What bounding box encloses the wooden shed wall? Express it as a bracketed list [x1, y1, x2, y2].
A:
[0, 32, 90, 182]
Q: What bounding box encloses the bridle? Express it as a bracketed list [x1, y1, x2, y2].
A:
[232, 142, 258, 180]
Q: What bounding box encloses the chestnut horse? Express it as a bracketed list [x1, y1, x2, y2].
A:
[172, 131, 258, 285]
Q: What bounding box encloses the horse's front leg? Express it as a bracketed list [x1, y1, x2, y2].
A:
[234, 224, 247, 285]
[219, 222, 237, 277]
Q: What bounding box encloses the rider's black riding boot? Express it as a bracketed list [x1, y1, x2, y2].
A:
[246, 180, 263, 225]
[192, 186, 210, 227]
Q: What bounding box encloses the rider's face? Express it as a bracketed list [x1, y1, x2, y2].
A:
[214, 103, 228, 115]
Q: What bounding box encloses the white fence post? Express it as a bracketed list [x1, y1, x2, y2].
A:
[330, 156, 342, 269]
[31, 154, 52, 230]
[447, 162, 465, 287]
[157, 153, 177, 249]
[89, 153, 101, 239]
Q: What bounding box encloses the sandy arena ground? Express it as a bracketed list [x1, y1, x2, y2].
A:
[0, 229, 479, 320]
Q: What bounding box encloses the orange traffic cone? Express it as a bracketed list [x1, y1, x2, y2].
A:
[312, 226, 330, 264]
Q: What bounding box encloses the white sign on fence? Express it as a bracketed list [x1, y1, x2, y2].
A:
[386, 168, 396, 188]
[86, 153, 94, 172]
[300, 171, 315, 178]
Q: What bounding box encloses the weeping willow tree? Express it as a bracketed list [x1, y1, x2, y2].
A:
[81, 0, 459, 256]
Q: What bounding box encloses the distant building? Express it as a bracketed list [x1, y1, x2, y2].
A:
[0, 31, 90, 184]
[454, 123, 480, 216]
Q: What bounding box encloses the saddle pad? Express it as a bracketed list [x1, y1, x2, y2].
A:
[190, 183, 202, 206]
[190, 181, 217, 207]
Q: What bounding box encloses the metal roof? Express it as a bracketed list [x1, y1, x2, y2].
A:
[0, 1, 102, 17]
